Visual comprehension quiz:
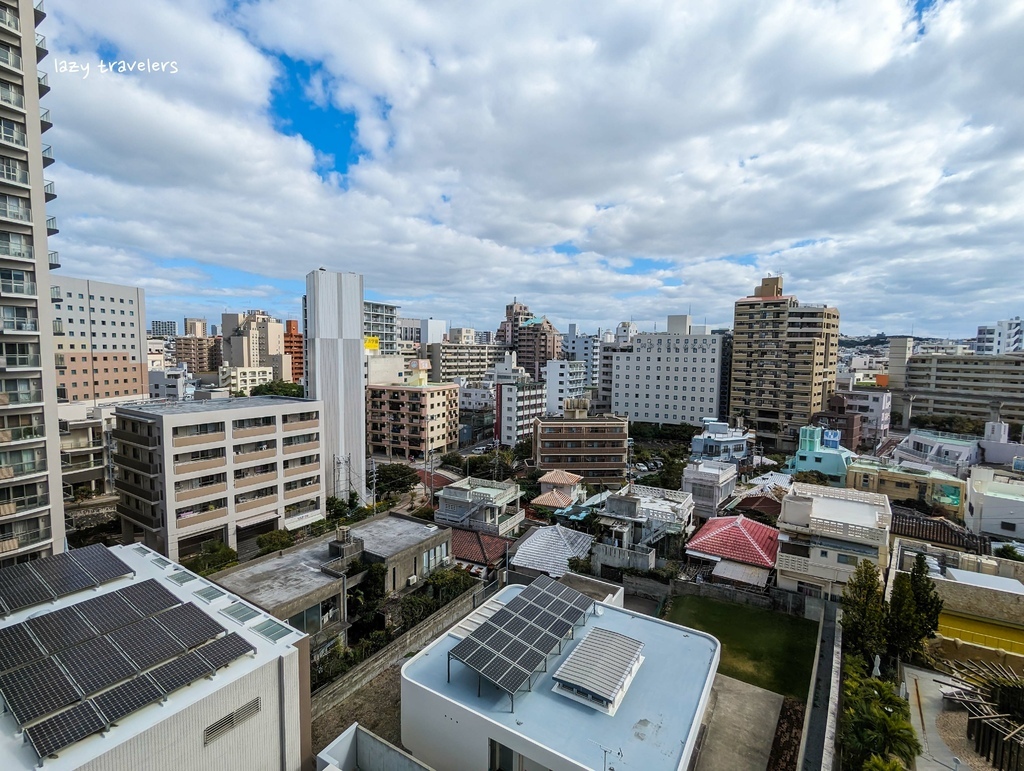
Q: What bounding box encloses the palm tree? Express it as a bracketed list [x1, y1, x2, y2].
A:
[861, 707, 921, 768]
[863, 754, 906, 771]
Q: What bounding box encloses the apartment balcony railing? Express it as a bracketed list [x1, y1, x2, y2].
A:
[35, 1, 46, 24]
[0, 204, 31, 223]
[0, 390, 43, 407]
[41, 144, 53, 166]
[0, 353, 41, 369]
[37, 71, 49, 96]
[35, 34, 48, 60]
[0, 167, 29, 190]
[0, 87, 24, 109]
[0, 241, 32, 261]
[0, 492, 49, 518]
[0, 6, 19, 31]
[0, 125, 26, 149]
[46, 215, 57, 235]
[0, 459, 46, 481]
[0, 425, 44, 443]
[0, 526, 52, 555]
[48, 250, 58, 268]
[43, 181, 55, 202]
[0, 317, 37, 334]
[51, 319, 63, 336]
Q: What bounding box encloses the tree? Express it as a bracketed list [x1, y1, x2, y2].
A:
[374, 463, 421, 499]
[863, 754, 908, 771]
[439, 451, 464, 470]
[512, 438, 533, 461]
[256, 529, 294, 556]
[249, 380, 304, 397]
[793, 470, 832, 486]
[908, 553, 943, 640]
[841, 560, 887, 664]
[996, 544, 1024, 562]
[885, 573, 922, 662]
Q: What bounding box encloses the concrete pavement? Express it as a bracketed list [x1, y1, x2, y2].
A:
[904, 665, 963, 771]
[697, 675, 783, 771]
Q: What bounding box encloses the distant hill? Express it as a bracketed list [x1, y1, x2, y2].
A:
[838, 333, 888, 348]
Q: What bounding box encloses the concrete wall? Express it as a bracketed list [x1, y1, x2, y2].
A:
[926, 636, 1024, 670]
[591, 542, 655, 573]
[311, 584, 485, 720]
[317, 723, 432, 771]
[931, 575, 1024, 626]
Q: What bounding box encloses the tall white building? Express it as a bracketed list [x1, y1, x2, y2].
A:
[0, 2, 63, 565]
[543, 358, 586, 416]
[976, 317, 1022, 355]
[593, 322, 636, 412]
[420, 318, 446, 346]
[363, 301, 398, 356]
[150, 320, 178, 337]
[304, 270, 367, 502]
[611, 315, 725, 426]
[562, 323, 601, 388]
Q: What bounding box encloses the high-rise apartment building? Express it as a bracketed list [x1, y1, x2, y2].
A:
[284, 319, 303, 384]
[543, 358, 587, 416]
[149, 319, 177, 337]
[593, 322, 636, 412]
[304, 270, 367, 502]
[367, 362, 459, 460]
[497, 301, 563, 382]
[448, 327, 475, 345]
[398, 316, 422, 343]
[174, 334, 221, 374]
[113, 396, 324, 561]
[427, 340, 507, 383]
[221, 308, 290, 381]
[0, 3, 64, 565]
[562, 323, 601, 388]
[363, 301, 398, 356]
[183, 316, 207, 337]
[730, 276, 840, 451]
[51, 276, 147, 404]
[975, 317, 1022, 355]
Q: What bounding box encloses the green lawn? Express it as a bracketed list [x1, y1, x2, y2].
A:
[665, 595, 818, 700]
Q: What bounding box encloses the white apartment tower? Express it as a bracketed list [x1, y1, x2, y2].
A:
[304, 270, 367, 502]
[562, 323, 601, 388]
[976, 317, 1022, 355]
[0, 3, 64, 565]
[543, 358, 587, 416]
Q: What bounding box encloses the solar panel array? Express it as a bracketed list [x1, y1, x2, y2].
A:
[0, 545, 133, 615]
[0, 551, 259, 759]
[449, 574, 594, 697]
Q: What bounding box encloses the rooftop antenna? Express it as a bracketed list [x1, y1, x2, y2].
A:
[588, 740, 623, 771]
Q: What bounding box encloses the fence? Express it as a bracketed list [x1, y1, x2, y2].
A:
[310, 581, 492, 720]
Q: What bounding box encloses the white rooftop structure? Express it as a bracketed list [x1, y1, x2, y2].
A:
[944, 568, 1024, 595]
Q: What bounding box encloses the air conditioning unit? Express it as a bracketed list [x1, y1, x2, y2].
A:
[442, 556, 451, 566]
[407, 575, 418, 586]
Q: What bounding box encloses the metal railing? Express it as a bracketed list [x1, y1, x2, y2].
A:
[0, 6, 19, 31]
[0, 241, 32, 260]
[0, 492, 49, 516]
[0, 353, 41, 368]
[0, 527, 52, 553]
[0, 87, 25, 108]
[0, 204, 32, 222]
[0, 425, 44, 442]
[0, 126, 26, 147]
[0, 390, 43, 406]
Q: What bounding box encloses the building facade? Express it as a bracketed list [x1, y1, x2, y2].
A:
[367, 371, 459, 460]
[435, 477, 524, 536]
[543, 358, 586, 416]
[837, 388, 891, 443]
[533, 404, 629, 485]
[495, 380, 546, 447]
[218, 365, 274, 396]
[183, 317, 207, 337]
[562, 323, 601, 388]
[221, 309, 288, 382]
[150, 319, 177, 336]
[363, 301, 399, 356]
[965, 467, 1024, 539]
[304, 270, 367, 502]
[496, 301, 562, 382]
[730, 276, 840, 451]
[976, 317, 1022, 355]
[283, 319, 303, 384]
[427, 341, 507, 383]
[847, 457, 965, 519]
[689, 419, 755, 463]
[52, 276, 147, 405]
[113, 396, 324, 562]
[683, 460, 738, 520]
[174, 334, 222, 374]
[0, 1, 63, 565]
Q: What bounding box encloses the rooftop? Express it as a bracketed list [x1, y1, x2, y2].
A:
[537, 470, 583, 485]
[115, 395, 314, 416]
[402, 583, 719, 771]
[511, 525, 593, 578]
[353, 516, 447, 559]
[787, 483, 891, 530]
[944, 568, 1024, 595]
[450, 528, 514, 566]
[687, 515, 779, 569]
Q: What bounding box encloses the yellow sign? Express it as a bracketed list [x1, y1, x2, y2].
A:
[364, 336, 380, 351]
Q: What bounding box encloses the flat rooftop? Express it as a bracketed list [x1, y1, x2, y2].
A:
[354, 516, 447, 558]
[791, 484, 889, 529]
[402, 584, 719, 771]
[213, 536, 339, 611]
[116, 395, 315, 416]
[0, 545, 303, 770]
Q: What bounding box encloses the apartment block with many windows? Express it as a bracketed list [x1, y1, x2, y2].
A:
[427, 341, 507, 383]
[113, 396, 324, 562]
[367, 366, 459, 460]
[533, 402, 629, 486]
[0, 0, 63, 565]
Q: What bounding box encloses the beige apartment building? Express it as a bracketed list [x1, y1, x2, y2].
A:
[367, 363, 459, 460]
[427, 340, 507, 382]
[174, 333, 221, 373]
[0, 1, 64, 565]
[533, 401, 629, 486]
[113, 395, 324, 561]
[219, 364, 274, 395]
[221, 308, 294, 382]
[730, 276, 840, 452]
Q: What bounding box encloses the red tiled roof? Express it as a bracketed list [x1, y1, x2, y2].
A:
[450, 527, 514, 565]
[538, 470, 583, 485]
[531, 490, 574, 509]
[686, 515, 779, 569]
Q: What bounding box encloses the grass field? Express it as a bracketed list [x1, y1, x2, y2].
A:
[665, 595, 818, 700]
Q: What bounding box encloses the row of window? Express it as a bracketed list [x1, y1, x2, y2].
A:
[62, 292, 135, 304]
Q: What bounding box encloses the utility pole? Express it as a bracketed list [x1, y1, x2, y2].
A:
[370, 456, 377, 509]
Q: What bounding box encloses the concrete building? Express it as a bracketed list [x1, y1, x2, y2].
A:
[847, 457, 965, 519]
[284, 319, 303, 384]
[221, 309, 290, 383]
[427, 341, 506, 383]
[419, 318, 445, 347]
[916, 340, 974, 356]
[838, 388, 891, 444]
[782, 425, 857, 485]
[775, 483, 891, 600]
[363, 301, 398, 356]
[593, 322, 637, 412]
[398, 317, 421, 344]
[0, 542, 311, 770]
[174, 334, 222, 375]
[150, 319, 177, 336]
[683, 460, 738, 520]
[184, 317, 207, 337]
[495, 380, 546, 448]
[401, 580, 719, 771]
[690, 418, 755, 464]
[497, 301, 562, 382]
[533, 402, 629, 486]
[367, 361, 459, 460]
[435, 477, 524, 537]
[976, 317, 1022, 356]
[113, 396, 324, 562]
[304, 270, 366, 502]
[543, 358, 586, 416]
[890, 428, 981, 478]
[218, 365, 274, 396]
[561, 323, 601, 388]
[474, 330, 493, 345]
[810, 392, 863, 451]
[611, 315, 725, 426]
[51, 277, 147, 405]
[149, 363, 194, 401]
[0, 1, 64, 566]
[965, 467, 1024, 539]
[447, 327, 475, 345]
[730, 275, 840, 451]
[531, 470, 586, 510]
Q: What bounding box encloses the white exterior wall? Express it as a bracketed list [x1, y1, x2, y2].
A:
[966, 468, 1024, 537]
[496, 382, 546, 447]
[562, 324, 600, 388]
[305, 271, 367, 501]
[420, 319, 446, 346]
[838, 389, 891, 440]
[543, 359, 586, 416]
[976, 317, 1022, 355]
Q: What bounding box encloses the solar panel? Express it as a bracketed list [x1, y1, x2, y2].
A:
[519, 649, 546, 672]
[26, 605, 96, 654]
[489, 608, 516, 627]
[74, 592, 144, 635]
[473, 621, 500, 642]
[533, 610, 558, 631]
[535, 630, 560, 652]
[488, 629, 513, 652]
[519, 604, 541, 622]
[497, 666, 532, 694]
[450, 636, 480, 661]
[530, 574, 557, 592]
[481, 657, 511, 683]
[532, 592, 554, 609]
[68, 544, 134, 585]
[0, 656, 80, 725]
[570, 593, 594, 611]
[92, 674, 163, 724]
[0, 621, 45, 673]
[154, 602, 226, 650]
[502, 639, 529, 662]
[57, 636, 136, 696]
[24, 701, 105, 758]
[560, 605, 586, 627]
[517, 585, 542, 603]
[195, 633, 255, 671]
[466, 647, 494, 671]
[501, 616, 529, 637]
[518, 625, 543, 648]
[30, 552, 97, 598]
[549, 619, 572, 639]
[547, 598, 571, 618]
[503, 595, 530, 613]
[108, 617, 185, 671]
[0, 561, 53, 613]
[116, 579, 181, 617]
[148, 652, 212, 695]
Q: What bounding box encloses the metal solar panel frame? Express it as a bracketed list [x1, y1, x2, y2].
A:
[92, 673, 163, 724]
[449, 636, 481, 662]
[30, 552, 97, 598]
[530, 574, 557, 592]
[108, 617, 186, 671]
[73, 591, 144, 636]
[195, 633, 255, 671]
[0, 621, 45, 673]
[115, 579, 181, 617]
[0, 656, 81, 725]
[502, 595, 530, 613]
[26, 605, 96, 654]
[154, 602, 227, 650]
[24, 700, 105, 758]
[66, 544, 134, 585]
[0, 561, 53, 614]
[148, 651, 213, 695]
[56, 635, 137, 696]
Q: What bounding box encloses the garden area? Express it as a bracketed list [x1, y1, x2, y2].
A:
[664, 595, 818, 700]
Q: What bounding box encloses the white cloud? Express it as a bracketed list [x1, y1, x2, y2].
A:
[42, 0, 1024, 336]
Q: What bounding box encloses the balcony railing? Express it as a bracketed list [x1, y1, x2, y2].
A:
[35, 34, 47, 60]
[0, 526, 52, 555]
[0, 459, 46, 480]
[51, 319, 63, 336]
[0, 241, 32, 261]
[35, 1, 46, 23]
[41, 144, 53, 166]
[47, 250, 58, 268]
[46, 216, 57, 235]
[49, 285, 60, 301]
[0, 353, 41, 368]
[0, 87, 24, 109]
[37, 71, 48, 96]
[0, 6, 20, 31]
[0, 492, 48, 517]
[0, 126, 26, 148]
[0, 204, 30, 223]
[0, 425, 44, 442]
[0, 165, 28, 187]
[0, 390, 43, 407]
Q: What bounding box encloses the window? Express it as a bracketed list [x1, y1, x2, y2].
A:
[837, 554, 858, 566]
[1001, 522, 1017, 532]
[820, 550, 828, 558]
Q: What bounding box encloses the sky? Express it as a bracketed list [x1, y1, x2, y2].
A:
[43, 0, 1024, 338]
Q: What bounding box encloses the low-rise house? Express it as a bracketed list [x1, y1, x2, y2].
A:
[890, 506, 990, 553]
[590, 484, 694, 576]
[682, 460, 738, 520]
[449, 527, 514, 580]
[782, 425, 857, 485]
[686, 514, 780, 589]
[510, 524, 594, 579]
[775, 483, 891, 601]
[435, 477, 524, 536]
[890, 428, 981, 478]
[690, 419, 755, 463]
[847, 456, 966, 519]
[530, 470, 586, 510]
[965, 467, 1024, 539]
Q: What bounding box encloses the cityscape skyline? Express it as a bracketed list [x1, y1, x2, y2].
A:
[43, 0, 1022, 337]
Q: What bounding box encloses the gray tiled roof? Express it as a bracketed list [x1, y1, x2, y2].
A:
[551, 627, 644, 703]
[511, 525, 593, 578]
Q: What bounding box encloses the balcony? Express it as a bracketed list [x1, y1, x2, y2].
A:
[41, 144, 53, 167]
[176, 506, 228, 529]
[236, 494, 278, 513]
[115, 479, 161, 503]
[0, 459, 46, 481]
[171, 431, 225, 448]
[35, 1, 46, 24]
[36, 34, 47, 61]
[51, 319, 63, 336]
[0, 163, 28, 188]
[0, 86, 24, 110]
[0, 6, 18, 32]
[283, 439, 319, 455]
[111, 453, 159, 475]
[0, 281, 36, 299]
[37, 71, 49, 97]
[0, 526, 52, 556]
[175, 482, 227, 503]
[232, 423, 275, 439]
[0, 204, 31, 224]
[0, 390, 43, 407]
[112, 427, 159, 447]
[283, 502, 323, 530]
[0, 125, 26, 148]
[234, 471, 277, 489]
[43, 181, 55, 202]
[284, 461, 319, 477]
[284, 483, 319, 500]
[0, 353, 41, 370]
[0, 492, 49, 518]
[46, 215, 57, 235]
[234, 445, 276, 462]
[0, 425, 43, 443]
[115, 502, 160, 530]
[282, 418, 318, 432]
[47, 250, 58, 268]
[49, 285, 60, 302]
